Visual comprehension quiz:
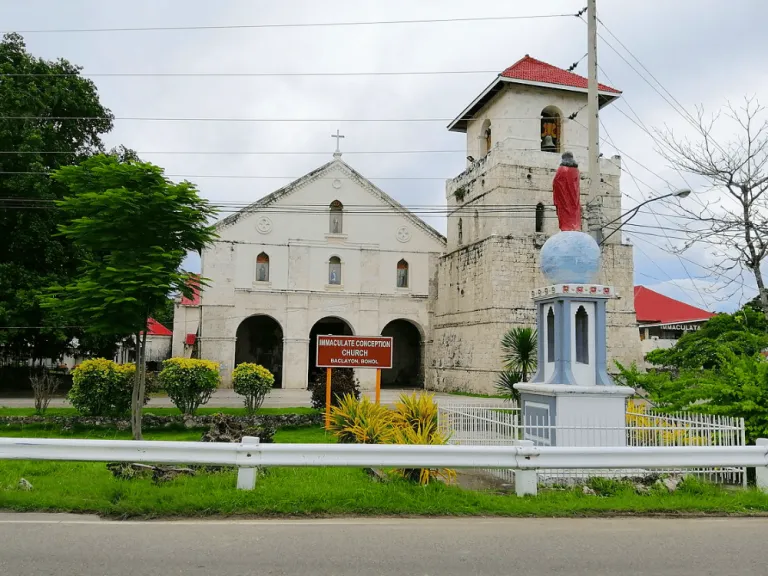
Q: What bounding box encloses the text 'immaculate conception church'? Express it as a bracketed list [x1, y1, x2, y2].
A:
[173, 55, 642, 393]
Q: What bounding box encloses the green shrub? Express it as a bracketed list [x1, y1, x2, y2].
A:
[308, 368, 360, 410]
[158, 358, 220, 415]
[329, 394, 394, 444]
[68, 358, 139, 417]
[232, 363, 275, 414]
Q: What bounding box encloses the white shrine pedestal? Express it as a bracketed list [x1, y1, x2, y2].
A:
[514, 283, 634, 447]
[514, 383, 634, 447]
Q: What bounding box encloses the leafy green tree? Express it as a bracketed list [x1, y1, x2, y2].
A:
[0, 33, 114, 362]
[150, 296, 176, 332]
[47, 154, 217, 439]
[645, 308, 768, 370]
[495, 327, 537, 402]
[617, 306, 768, 443]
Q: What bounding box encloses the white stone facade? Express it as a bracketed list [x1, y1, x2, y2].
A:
[172, 159, 446, 389]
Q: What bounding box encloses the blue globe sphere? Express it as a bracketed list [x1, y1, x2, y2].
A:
[540, 231, 601, 284]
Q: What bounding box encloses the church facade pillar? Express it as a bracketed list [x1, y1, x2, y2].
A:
[283, 294, 310, 389]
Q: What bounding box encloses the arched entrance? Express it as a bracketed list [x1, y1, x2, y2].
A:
[235, 315, 284, 388]
[308, 316, 354, 385]
[381, 319, 423, 388]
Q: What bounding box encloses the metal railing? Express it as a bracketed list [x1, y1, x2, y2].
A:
[2, 436, 767, 497]
[438, 403, 748, 485]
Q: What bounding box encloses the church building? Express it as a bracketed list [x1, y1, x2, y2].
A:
[172, 149, 447, 391]
[173, 55, 643, 393]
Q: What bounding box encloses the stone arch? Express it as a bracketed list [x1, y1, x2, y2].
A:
[575, 305, 589, 364]
[396, 258, 409, 288]
[308, 315, 355, 384]
[256, 251, 269, 282]
[381, 318, 424, 388]
[329, 200, 343, 234]
[535, 202, 545, 233]
[541, 105, 563, 153]
[328, 255, 342, 285]
[481, 118, 492, 155]
[235, 314, 284, 388]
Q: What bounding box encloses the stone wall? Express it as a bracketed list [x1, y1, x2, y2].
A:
[428, 237, 641, 394]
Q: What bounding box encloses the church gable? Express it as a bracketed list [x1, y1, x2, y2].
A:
[216, 158, 446, 251]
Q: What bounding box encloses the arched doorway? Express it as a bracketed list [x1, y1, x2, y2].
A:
[235, 315, 284, 388]
[308, 316, 354, 385]
[381, 319, 423, 388]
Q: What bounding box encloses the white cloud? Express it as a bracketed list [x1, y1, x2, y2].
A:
[6, 0, 767, 304]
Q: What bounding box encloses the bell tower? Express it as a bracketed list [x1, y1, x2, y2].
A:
[428, 55, 642, 394]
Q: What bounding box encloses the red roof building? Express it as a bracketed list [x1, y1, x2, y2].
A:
[180, 275, 201, 306]
[145, 318, 173, 337]
[448, 55, 621, 132]
[634, 286, 715, 325]
[634, 286, 715, 352]
[500, 55, 620, 95]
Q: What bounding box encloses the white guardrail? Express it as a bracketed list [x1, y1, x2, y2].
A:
[1, 437, 767, 497]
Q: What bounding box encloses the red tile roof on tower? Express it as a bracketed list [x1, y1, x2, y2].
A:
[180, 274, 201, 306]
[145, 318, 172, 336]
[448, 55, 621, 132]
[634, 286, 716, 324]
[500, 55, 621, 94]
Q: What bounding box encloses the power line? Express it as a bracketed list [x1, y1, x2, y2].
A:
[597, 17, 728, 155]
[627, 230, 753, 293]
[1, 70, 504, 78]
[3, 13, 576, 34]
[0, 171, 541, 181]
[598, 104, 710, 308]
[0, 114, 558, 123]
[0, 147, 526, 156]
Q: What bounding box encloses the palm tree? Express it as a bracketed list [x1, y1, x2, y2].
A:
[495, 327, 537, 402]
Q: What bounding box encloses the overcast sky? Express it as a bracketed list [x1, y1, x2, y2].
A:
[3, 0, 766, 312]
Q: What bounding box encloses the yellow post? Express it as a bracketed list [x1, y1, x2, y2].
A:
[325, 367, 332, 430]
[375, 369, 381, 405]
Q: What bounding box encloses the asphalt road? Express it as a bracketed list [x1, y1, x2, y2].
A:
[0, 514, 766, 575]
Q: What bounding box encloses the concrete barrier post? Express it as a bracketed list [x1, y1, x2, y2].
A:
[514, 440, 538, 497]
[757, 439, 768, 493]
[236, 436, 260, 490]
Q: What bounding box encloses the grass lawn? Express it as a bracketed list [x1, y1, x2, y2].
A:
[1, 425, 767, 518]
[0, 406, 317, 417]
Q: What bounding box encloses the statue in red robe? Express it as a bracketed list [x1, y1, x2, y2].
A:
[552, 152, 582, 232]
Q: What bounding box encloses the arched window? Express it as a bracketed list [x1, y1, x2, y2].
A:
[575, 306, 589, 364]
[396, 259, 409, 288]
[329, 200, 343, 234]
[546, 308, 555, 362]
[481, 119, 492, 155]
[328, 256, 341, 285]
[535, 202, 545, 233]
[457, 218, 463, 245]
[255, 252, 269, 282]
[540, 106, 562, 153]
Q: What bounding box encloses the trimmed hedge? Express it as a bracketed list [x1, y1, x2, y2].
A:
[158, 358, 220, 415]
[68, 359, 140, 417]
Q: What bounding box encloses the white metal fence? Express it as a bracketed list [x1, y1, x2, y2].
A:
[2, 436, 766, 497]
[437, 403, 748, 485]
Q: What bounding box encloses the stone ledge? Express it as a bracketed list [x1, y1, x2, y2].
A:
[0, 412, 323, 431]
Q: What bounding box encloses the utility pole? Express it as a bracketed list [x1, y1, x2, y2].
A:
[587, 0, 601, 239]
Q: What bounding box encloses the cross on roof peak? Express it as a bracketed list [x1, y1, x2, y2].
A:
[331, 129, 344, 158]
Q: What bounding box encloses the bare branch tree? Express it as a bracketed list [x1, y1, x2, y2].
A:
[656, 96, 768, 315]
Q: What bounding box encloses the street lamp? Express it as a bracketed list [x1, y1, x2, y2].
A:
[599, 189, 691, 245]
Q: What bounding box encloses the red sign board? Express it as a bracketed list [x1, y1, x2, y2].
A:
[316, 336, 393, 369]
